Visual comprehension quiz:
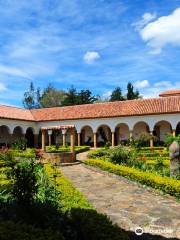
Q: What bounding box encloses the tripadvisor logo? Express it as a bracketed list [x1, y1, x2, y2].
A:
[135, 227, 144, 236]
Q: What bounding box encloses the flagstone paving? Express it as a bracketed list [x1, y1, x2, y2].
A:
[59, 160, 180, 239]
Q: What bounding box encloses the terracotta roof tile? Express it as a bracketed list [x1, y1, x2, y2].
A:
[0, 105, 34, 121]
[159, 89, 180, 97]
[30, 96, 180, 121]
[0, 96, 180, 122]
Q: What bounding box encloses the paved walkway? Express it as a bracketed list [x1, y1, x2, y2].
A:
[59, 159, 180, 239]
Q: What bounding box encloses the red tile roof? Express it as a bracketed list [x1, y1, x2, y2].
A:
[0, 104, 35, 121]
[0, 96, 180, 122]
[159, 89, 180, 97]
[31, 96, 180, 121]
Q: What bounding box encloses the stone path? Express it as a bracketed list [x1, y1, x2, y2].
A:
[59, 160, 180, 239]
[76, 149, 91, 161]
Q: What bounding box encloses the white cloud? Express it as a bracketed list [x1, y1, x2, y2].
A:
[140, 8, 180, 53]
[102, 90, 112, 99]
[0, 65, 31, 79]
[134, 79, 149, 89]
[143, 13, 156, 23]
[83, 51, 100, 64]
[133, 12, 156, 30]
[0, 82, 7, 92]
[141, 80, 180, 98]
[154, 81, 172, 88]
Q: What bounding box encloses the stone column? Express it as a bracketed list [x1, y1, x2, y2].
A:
[172, 129, 176, 137]
[93, 132, 97, 148]
[41, 130, 46, 151]
[70, 129, 75, 153]
[63, 134, 66, 147]
[47, 130, 53, 146]
[129, 130, 133, 142]
[34, 134, 39, 148]
[48, 135, 52, 146]
[77, 133, 81, 146]
[112, 132, 115, 147]
[150, 131, 154, 148]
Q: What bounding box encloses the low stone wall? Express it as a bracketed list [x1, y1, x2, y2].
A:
[43, 151, 76, 164]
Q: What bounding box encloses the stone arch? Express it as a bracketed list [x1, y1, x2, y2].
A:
[133, 121, 150, 140]
[81, 125, 94, 146]
[96, 124, 111, 147]
[153, 120, 172, 143]
[176, 122, 180, 136]
[0, 125, 11, 147]
[25, 127, 35, 148]
[12, 126, 24, 143]
[115, 123, 129, 145]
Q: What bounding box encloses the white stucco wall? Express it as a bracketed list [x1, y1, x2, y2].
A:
[36, 113, 180, 133]
[0, 112, 179, 145]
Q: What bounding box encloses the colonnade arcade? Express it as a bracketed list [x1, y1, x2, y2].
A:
[0, 120, 179, 149]
[0, 125, 36, 148]
[76, 120, 179, 148]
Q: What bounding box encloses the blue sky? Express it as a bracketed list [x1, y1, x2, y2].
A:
[0, 0, 180, 106]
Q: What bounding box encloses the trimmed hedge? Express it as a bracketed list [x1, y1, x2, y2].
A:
[44, 164, 129, 240]
[44, 164, 92, 211]
[84, 159, 180, 199]
[139, 147, 167, 151]
[146, 160, 169, 167]
[75, 146, 90, 153]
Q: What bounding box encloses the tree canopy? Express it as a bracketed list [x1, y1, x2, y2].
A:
[126, 82, 140, 100]
[40, 84, 66, 108]
[110, 87, 124, 101]
[22, 81, 142, 109]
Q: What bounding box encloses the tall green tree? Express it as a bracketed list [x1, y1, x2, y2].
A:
[23, 82, 40, 109]
[126, 82, 140, 100]
[110, 87, 124, 101]
[40, 84, 66, 108]
[77, 89, 97, 104]
[62, 86, 79, 106]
